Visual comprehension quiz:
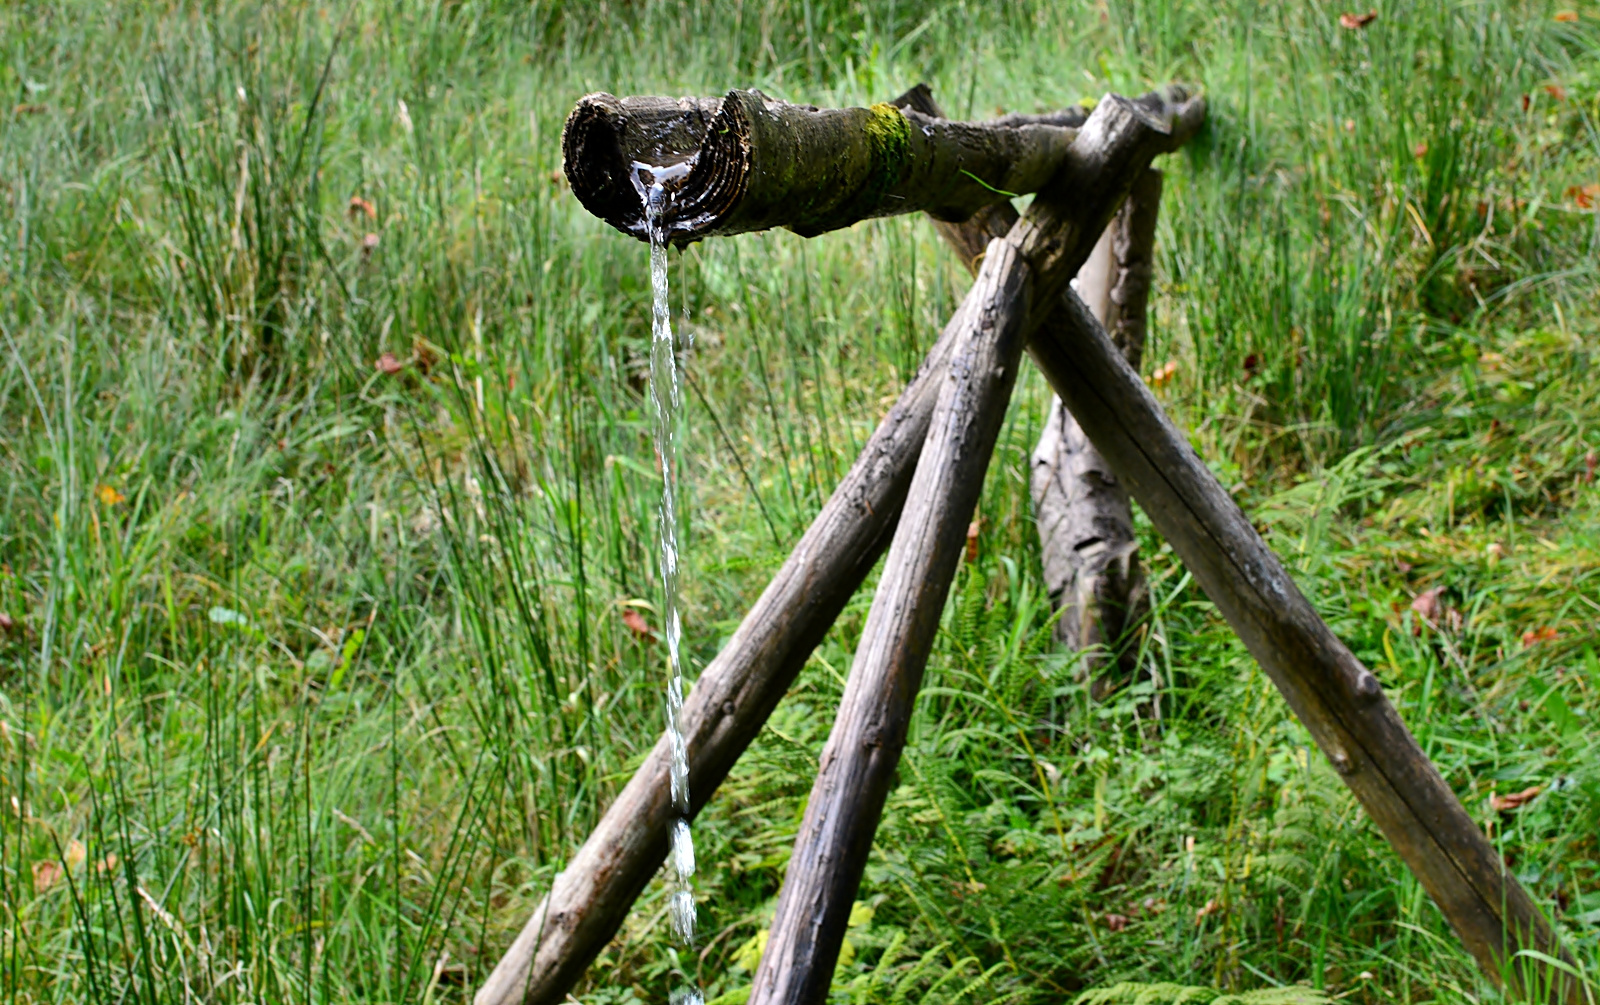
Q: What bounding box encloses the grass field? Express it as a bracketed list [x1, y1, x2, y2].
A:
[2, 1, 1599, 1003]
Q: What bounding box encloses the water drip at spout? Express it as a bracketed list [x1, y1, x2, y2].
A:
[638, 159, 705, 1005]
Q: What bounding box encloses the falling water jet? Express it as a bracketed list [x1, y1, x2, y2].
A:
[636, 159, 705, 1005]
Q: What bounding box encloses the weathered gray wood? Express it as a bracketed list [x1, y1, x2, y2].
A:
[1031, 169, 1162, 695]
[1028, 290, 1582, 1003]
[478, 87, 1208, 1005]
[561, 88, 1188, 245]
[473, 240, 979, 1005]
[748, 239, 1031, 1005]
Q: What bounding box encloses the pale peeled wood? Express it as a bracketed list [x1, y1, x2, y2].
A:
[1031, 170, 1162, 695]
[748, 240, 1031, 1005]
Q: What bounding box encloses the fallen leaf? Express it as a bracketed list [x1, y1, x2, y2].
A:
[1413, 141, 1428, 158]
[375, 352, 404, 375]
[96, 484, 126, 506]
[1147, 360, 1179, 389]
[966, 521, 980, 563]
[1585, 450, 1597, 483]
[1546, 84, 1568, 102]
[1410, 586, 1444, 631]
[97, 853, 119, 874]
[1521, 626, 1559, 648]
[1242, 352, 1260, 375]
[13, 103, 47, 115]
[1521, 93, 1531, 112]
[33, 859, 61, 893]
[0, 612, 13, 633]
[1195, 898, 1221, 923]
[65, 839, 86, 872]
[1339, 10, 1378, 29]
[1569, 185, 1595, 210]
[1490, 785, 1541, 812]
[1103, 912, 1130, 932]
[1487, 541, 1506, 563]
[348, 195, 376, 220]
[1555, 10, 1579, 22]
[361, 232, 381, 257]
[620, 607, 654, 640]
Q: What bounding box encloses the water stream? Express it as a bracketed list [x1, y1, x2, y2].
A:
[634, 159, 704, 1005]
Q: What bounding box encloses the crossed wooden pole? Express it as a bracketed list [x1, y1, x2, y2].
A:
[478, 86, 1583, 1005]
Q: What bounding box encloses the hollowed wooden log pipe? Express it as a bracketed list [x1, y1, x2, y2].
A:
[477, 87, 1203, 1005]
[561, 87, 1190, 245]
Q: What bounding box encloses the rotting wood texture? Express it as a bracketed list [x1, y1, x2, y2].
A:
[748, 238, 1031, 1004]
[1030, 168, 1162, 695]
[478, 86, 1205, 1005]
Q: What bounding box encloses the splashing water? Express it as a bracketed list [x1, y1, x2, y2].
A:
[635, 159, 704, 1005]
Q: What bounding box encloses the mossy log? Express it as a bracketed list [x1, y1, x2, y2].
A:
[562, 87, 1150, 244]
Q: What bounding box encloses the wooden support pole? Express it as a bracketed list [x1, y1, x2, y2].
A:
[909, 96, 1580, 1000]
[748, 238, 1031, 1004]
[478, 87, 1206, 1005]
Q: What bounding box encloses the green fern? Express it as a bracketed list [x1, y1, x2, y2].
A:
[1073, 983, 1330, 1005]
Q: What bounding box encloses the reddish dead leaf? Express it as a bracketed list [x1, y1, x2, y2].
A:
[12, 103, 47, 116]
[375, 352, 404, 375]
[95, 484, 126, 506]
[1103, 912, 1130, 932]
[361, 232, 381, 256]
[620, 607, 654, 640]
[1545, 84, 1568, 102]
[1410, 586, 1444, 632]
[1521, 93, 1531, 113]
[32, 859, 61, 893]
[1338, 10, 1378, 29]
[1490, 785, 1541, 812]
[1413, 141, 1429, 158]
[1584, 450, 1597, 483]
[1195, 898, 1221, 924]
[1569, 185, 1595, 210]
[966, 521, 981, 563]
[1555, 10, 1579, 22]
[1147, 360, 1179, 389]
[348, 195, 376, 220]
[65, 840, 86, 873]
[97, 853, 119, 875]
[1521, 626, 1559, 648]
[0, 611, 13, 633]
[1242, 352, 1260, 375]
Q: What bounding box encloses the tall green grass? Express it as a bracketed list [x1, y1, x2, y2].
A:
[1, 1, 1597, 1003]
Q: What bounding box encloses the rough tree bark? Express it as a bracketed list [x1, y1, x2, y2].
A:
[478, 87, 1205, 1005]
[563, 88, 1175, 245]
[745, 94, 1207, 1004]
[748, 239, 1031, 1005]
[1030, 169, 1161, 697]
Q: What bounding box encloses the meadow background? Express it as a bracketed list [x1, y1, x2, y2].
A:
[2, 1, 1599, 1002]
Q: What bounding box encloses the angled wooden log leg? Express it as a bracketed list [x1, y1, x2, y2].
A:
[475, 320, 955, 1005]
[748, 238, 1032, 1005]
[1030, 292, 1583, 1003]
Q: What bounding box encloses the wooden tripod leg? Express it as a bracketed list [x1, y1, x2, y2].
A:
[748, 239, 1032, 1005]
[476, 238, 983, 1005]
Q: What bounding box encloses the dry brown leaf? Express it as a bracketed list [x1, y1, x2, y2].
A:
[375, 352, 404, 375]
[1546, 84, 1568, 102]
[1195, 898, 1221, 923]
[1339, 10, 1378, 29]
[1521, 626, 1559, 648]
[620, 607, 654, 640]
[1585, 450, 1597, 483]
[0, 611, 13, 633]
[361, 232, 381, 257]
[1490, 785, 1541, 812]
[65, 839, 86, 873]
[96, 484, 126, 506]
[1555, 10, 1579, 22]
[32, 859, 61, 893]
[1147, 360, 1179, 389]
[1410, 586, 1444, 631]
[1569, 185, 1596, 210]
[348, 195, 376, 220]
[966, 521, 981, 563]
[1103, 912, 1130, 932]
